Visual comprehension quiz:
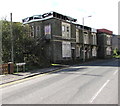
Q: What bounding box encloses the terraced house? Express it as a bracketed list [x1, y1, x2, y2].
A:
[22, 11, 106, 64]
[97, 29, 113, 59]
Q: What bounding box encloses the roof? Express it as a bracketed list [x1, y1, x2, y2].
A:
[76, 24, 91, 31]
[97, 29, 113, 35]
[22, 11, 77, 24]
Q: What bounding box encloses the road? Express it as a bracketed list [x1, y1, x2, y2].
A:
[1, 59, 119, 104]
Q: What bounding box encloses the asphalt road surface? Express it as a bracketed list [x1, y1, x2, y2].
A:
[1, 59, 119, 104]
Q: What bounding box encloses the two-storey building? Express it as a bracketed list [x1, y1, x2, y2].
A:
[97, 29, 113, 58]
[22, 11, 98, 65]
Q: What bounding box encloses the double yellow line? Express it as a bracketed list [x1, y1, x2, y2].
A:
[0, 67, 66, 88]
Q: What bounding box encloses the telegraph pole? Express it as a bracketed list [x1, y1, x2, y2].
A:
[10, 13, 14, 63]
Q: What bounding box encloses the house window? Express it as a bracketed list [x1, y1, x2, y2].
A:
[66, 26, 70, 38]
[92, 47, 97, 57]
[76, 29, 79, 43]
[62, 25, 65, 32]
[106, 47, 111, 55]
[36, 26, 40, 37]
[44, 24, 51, 35]
[84, 34, 89, 44]
[94, 34, 97, 44]
[92, 33, 97, 45]
[67, 26, 69, 32]
[30, 26, 34, 37]
[76, 45, 80, 57]
[106, 35, 111, 45]
[62, 41, 71, 57]
[62, 22, 71, 39]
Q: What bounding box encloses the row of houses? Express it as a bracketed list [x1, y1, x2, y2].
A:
[22, 11, 113, 64]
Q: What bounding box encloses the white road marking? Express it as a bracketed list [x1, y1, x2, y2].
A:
[89, 79, 110, 103]
[113, 70, 118, 75]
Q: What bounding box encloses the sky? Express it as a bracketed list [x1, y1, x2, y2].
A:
[0, 0, 119, 34]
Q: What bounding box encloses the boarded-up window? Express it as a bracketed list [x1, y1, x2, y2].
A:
[92, 33, 97, 45]
[44, 25, 51, 35]
[106, 35, 111, 45]
[76, 45, 80, 57]
[62, 25, 65, 32]
[106, 47, 111, 55]
[62, 41, 71, 57]
[84, 31, 89, 44]
[92, 47, 97, 56]
[76, 29, 79, 43]
[36, 26, 40, 37]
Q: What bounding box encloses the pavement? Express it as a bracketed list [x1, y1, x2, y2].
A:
[0, 58, 118, 85]
[0, 66, 62, 85]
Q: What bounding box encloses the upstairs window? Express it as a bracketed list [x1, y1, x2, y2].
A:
[62, 25, 65, 32]
[67, 26, 69, 32]
[83, 31, 89, 44]
[62, 22, 71, 39]
[30, 26, 34, 37]
[106, 35, 111, 45]
[84, 34, 89, 44]
[92, 33, 97, 45]
[76, 29, 79, 43]
[36, 26, 40, 37]
[44, 24, 51, 35]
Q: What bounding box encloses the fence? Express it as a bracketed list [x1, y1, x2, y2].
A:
[0, 63, 14, 75]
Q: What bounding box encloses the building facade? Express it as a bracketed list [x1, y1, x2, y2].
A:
[112, 35, 120, 52]
[22, 12, 104, 64]
[97, 29, 113, 59]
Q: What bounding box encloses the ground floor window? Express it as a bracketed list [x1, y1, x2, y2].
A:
[76, 45, 80, 57]
[92, 47, 97, 57]
[62, 41, 71, 58]
[106, 47, 111, 55]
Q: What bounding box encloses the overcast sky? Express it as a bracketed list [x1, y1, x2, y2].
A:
[0, 0, 119, 34]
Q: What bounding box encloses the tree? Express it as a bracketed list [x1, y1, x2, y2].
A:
[1, 20, 31, 63]
[1, 19, 51, 67]
[2, 20, 11, 63]
[113, 48, 118, 56]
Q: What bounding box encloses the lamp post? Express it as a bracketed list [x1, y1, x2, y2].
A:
[82, 16, 92, 62]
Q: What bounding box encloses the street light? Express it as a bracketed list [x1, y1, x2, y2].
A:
[82, 16, 92, 62]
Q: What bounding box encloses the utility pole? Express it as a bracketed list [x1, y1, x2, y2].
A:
[0, 20, 2, 66]
[10, 13, 14, 63]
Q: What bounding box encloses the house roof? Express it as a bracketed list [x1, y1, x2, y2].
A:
[22, 11, 77, 24]
[97, 29, 113, 35]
